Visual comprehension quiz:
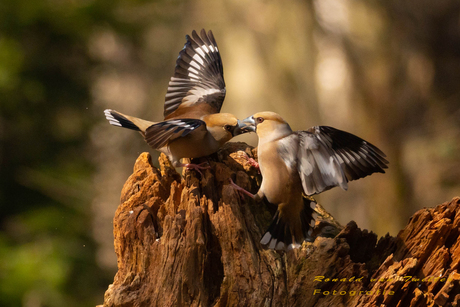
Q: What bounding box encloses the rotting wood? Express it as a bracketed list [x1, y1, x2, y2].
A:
[100, 142, 460, 307]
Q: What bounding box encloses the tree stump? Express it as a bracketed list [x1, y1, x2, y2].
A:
[100, 142, 460, 307]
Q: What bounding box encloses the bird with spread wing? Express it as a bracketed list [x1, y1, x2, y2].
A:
[104, 29, 248, 172]
[232, 111, 389, 250]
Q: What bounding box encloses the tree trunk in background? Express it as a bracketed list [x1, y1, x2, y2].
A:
[100, 143, 460, 307]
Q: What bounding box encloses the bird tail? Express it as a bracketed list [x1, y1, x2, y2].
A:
[104, 109, 155, 132]
[260, 197, 316, 250]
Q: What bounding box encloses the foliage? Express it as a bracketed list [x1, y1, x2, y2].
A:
[0, 0, 146, 305]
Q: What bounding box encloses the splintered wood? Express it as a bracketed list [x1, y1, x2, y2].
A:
[101, 142, 460, 307]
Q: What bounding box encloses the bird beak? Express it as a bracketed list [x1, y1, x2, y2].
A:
[242, 116, 256, 131]
[233, 119, 256, 136]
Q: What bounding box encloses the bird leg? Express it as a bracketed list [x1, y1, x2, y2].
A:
[228, 178, 256, 199]
[181, 162, 211, 176]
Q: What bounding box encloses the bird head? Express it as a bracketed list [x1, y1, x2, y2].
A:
[242, 111, 292, 142]
[204, 113, 251, 145]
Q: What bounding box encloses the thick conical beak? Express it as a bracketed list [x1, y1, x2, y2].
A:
[242, 116, 255, 126]
[233, 118, 256, 136]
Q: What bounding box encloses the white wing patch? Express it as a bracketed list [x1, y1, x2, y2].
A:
[163, 30, 226, 117]
[297, 131, 348, 195]
[187, 67, 200, 75]
[189, 88, 221, 98]
[192, 53, 204, 65]
[189, 60, 201, 70]
[277, 134, 299, 171]
[300, 156, 313, 175]
[187, 72, 200, 79]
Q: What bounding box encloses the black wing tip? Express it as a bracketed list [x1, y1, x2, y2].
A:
[260, 198, 316, 251]
[193, 28, 213, 36]
[317, 125, 390, 168]
[189, 29, 212, 43]
[104, 109, 140, 131]
[175, 28, 220, 73]
[186, 28, 218, 46]
[164, 29, 224, 117]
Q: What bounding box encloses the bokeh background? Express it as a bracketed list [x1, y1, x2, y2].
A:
[1, 0, 459, 306]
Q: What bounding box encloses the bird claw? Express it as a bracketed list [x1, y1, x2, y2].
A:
[240, 153, 260, 171]
[183, 162, 211, 176]
[246, 157, 259, 169]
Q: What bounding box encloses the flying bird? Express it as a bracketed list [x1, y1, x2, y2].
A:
[232, 111, 388, 250]
[104, 29, 247, 172]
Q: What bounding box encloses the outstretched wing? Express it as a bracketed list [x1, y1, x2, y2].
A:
[144, 119, 205, 149]
[279, 126, 388, 196]
[164, 29, 226, 119]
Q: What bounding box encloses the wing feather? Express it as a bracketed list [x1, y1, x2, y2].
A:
[164, 29, 225, 118]
[144, 119, 205, 149]
[288, 126, 388, 196]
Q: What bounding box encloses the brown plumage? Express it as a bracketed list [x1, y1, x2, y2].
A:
[104, 30, 248, 169]
[234, 111, 389, 250]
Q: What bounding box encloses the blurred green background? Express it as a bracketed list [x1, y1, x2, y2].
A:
[1, 0, 459, 306]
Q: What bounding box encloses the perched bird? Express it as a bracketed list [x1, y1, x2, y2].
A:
[104, 29, 248, 172]
[232, 111, 389, 250]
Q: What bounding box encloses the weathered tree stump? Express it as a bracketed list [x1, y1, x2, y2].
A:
[100, 142, 460, 307]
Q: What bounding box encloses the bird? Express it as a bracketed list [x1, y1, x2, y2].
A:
[231, 111, 389, 250]
[104, 29, 248, 172]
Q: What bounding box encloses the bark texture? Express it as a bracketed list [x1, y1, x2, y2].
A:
[101, 142, 460, 307]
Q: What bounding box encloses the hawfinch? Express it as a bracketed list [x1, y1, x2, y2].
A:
[233, 111, 388, 250]
[104, 29, 248, 171]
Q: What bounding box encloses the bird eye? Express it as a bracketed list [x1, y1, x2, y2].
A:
[256, 117, 264, 124]
[224, 125, 233, 131]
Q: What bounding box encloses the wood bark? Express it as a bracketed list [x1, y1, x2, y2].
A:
[100, 142, 460, 307]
